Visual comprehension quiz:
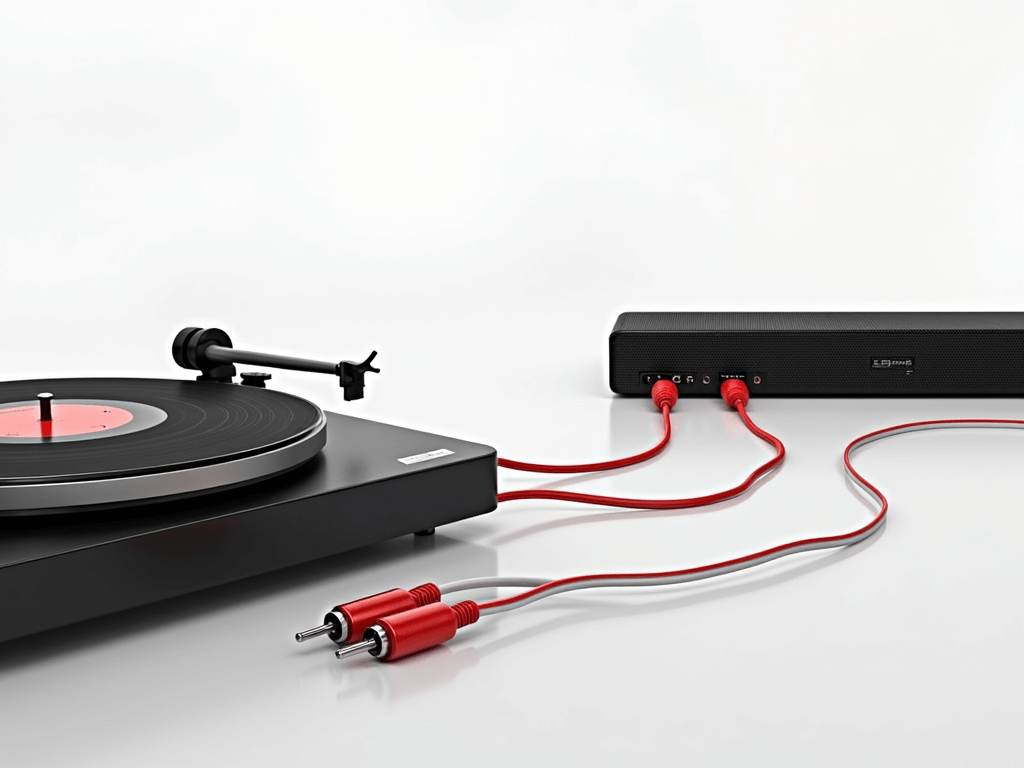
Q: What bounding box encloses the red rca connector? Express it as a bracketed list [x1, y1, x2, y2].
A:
[335, 601, 480, 662]
[295, 583, 441, 645]
[720, 378, 749, 409]
[650, 378, 678, 410]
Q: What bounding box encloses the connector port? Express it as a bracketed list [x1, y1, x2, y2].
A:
[641, 372, 695, 386]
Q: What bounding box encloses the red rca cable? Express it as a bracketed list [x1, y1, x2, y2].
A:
[300, 379, 782, 647]
[496, 379, 678, 473]
[474, 417, 1024, 615]
[323, 415, 1024, 662]
[496, 378, 785, 509]
[305, 379, 782, 659]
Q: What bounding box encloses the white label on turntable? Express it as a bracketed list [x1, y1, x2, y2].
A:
[397, 448, 454, 465]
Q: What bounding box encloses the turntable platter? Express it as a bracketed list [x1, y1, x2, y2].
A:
[0, 378, 326, 515]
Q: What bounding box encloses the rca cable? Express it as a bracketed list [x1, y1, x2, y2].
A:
[297, 379, 1024, 663]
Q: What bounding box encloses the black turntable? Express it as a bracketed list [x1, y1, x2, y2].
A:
[0, 328, 496, 644]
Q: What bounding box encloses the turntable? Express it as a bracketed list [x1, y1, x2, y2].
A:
[0, 328, 496, 644]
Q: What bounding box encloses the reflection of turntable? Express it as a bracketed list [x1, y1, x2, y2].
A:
[0, 328, 496, 644]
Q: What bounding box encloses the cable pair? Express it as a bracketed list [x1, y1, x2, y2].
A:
[297, 380, 1024, 662]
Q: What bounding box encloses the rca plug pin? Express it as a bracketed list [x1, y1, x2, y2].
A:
[650, 379, 678, 411]
[335, 601, 480, 663]
[295, 583, 441, 645]
[720, 378, 750, 410]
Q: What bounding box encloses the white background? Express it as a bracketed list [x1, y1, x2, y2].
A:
[1, 2, 1022, 766]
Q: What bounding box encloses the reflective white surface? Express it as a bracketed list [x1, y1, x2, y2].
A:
[1, 2, 1022, 766]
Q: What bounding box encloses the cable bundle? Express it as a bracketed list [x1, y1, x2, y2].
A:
[298, 380, 1024, 663]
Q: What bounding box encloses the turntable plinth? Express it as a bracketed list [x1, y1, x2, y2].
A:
[0, 413, 496, 645]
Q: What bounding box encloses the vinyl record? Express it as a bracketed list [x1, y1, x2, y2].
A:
[0, 378, 326, 515]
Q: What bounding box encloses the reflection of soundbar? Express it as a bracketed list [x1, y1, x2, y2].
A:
[609, 312, 1024, 397]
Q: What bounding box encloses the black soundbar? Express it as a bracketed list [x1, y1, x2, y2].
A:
[609, 312, 1024, 397]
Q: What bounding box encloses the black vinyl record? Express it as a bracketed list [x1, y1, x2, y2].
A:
[0, 378, 327, 514]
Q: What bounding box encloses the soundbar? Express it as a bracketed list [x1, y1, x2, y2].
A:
[609, 312, 1024, 397]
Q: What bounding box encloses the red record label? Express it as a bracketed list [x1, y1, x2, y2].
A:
[0, 404, 134, 438]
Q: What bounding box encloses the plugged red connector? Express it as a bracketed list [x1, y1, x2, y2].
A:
[496, 379, 678, 473]
[335, 601, 480, 662]
[720, 378, 749, 409]
[295, 583, 441, 645]
[649, 378, 678, 410]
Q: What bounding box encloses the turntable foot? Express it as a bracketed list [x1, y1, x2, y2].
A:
[414, 528, 436, 536]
